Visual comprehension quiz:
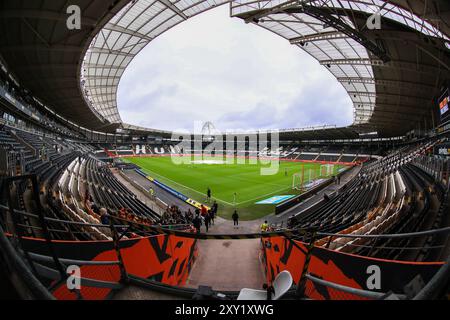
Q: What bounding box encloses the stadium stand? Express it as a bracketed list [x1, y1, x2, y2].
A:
[291, 141, 448, 262]
[83, 156, 160, 221]
[0, 0, 449, 301]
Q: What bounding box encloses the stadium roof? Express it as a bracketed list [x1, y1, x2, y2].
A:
[0, 0, 131, 131]
[0, 0, 449, 137]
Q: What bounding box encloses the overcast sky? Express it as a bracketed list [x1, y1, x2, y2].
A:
[117, 5, 353, 132]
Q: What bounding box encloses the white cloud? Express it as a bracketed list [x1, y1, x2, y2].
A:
[117, 5, 353, 132]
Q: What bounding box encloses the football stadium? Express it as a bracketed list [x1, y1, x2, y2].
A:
[0, 0, 449, 306]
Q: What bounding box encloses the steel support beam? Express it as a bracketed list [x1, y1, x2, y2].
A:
[90, 98, 117, 105]
[349, 92, 377, 98]
[85, 85, 118, 90]
[83, 76, 121, 81]
[337, 77, 438, 91]
[297, 5, 390, 62]
[320, 58, 384, 66]
[160, 0, 188, 20]
[290, 31, 347, 44]
[103, 23, 153, 41]
[83, 64, 126, 70]
[237, 2, 390, 61]
[88, 47, 135, 57]
[323, 59, 443, 75]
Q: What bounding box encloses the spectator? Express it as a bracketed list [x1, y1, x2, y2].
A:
[91, 202, 100, 215]
[193, 214, 202, 233]
[211, 201, 218, 225]
[261, 220, 269, 232]
[201, 205, 207, 217]
[99, 208, 109, 225]
[204, 211, 211, 232]
[206, 187, 211, 203]
[232, 210, 239, 228]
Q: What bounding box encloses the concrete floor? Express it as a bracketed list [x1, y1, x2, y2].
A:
[112, 285, 185, 300]
[185, 217, 266, 292]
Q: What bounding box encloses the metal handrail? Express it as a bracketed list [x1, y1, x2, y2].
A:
[316, 227, 450, 239]
[27, 252, 120, 266]
[413, 254, 450, 300]
[319, 241, 445, 251]
[0, 204, 190, 231]
[0, 224, 55, 300]
[305, 274, 407, 299]
[2, 203, 450, 241]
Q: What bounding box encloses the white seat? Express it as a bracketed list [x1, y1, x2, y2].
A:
[237, 270, 293, 300]
[236, 288, 268, 300]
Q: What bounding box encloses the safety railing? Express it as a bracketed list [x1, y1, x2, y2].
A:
[1, 174, 449, 300]
[304, 274, 408, 300]
[295, 226, 450, 260]
[413, 253, 450, 300]
[0, 175, 135, 298]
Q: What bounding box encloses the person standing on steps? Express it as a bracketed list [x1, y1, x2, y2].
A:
[261, 220, 269, 232]
[204, 211, 211, 232]
[148, 187, 155, 199]
[211, 201, 218, 225]
[201, 204, 207, 217]
[232, 210, 239, 228]
[193, 214, 202, 233]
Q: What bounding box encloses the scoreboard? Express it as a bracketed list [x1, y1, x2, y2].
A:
[438, 88, 450, 123]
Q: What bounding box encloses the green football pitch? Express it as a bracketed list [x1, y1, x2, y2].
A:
[124, 156, 346, 220]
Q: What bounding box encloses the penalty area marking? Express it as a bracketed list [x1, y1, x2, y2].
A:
[190, 159, 226, 165]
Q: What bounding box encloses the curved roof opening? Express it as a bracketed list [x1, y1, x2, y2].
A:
[117, 5, 353, 132]
[81, 0, 450, 137]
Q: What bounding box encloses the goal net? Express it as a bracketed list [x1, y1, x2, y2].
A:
[292, 168, 319, 190]
[319, 164, 335, 178]
[293, 164, 336, 190]
[292, 173, 303, 190]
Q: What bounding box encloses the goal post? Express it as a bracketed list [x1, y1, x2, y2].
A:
[292, 163, 306, 190]
[292, 165, 319, 190]
[293, 164, 338, 190]
[319, 164, 335, 178]
[292, 172, 303, 190]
